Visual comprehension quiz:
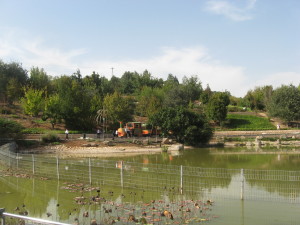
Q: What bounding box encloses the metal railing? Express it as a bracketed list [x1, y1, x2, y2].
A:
[0, 208, 71, 225]
[1, 143, 300, 203]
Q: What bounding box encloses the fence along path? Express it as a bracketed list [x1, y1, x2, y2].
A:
[1, 143, 300, 203]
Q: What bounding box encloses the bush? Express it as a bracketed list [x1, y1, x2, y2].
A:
[41, 133, 60, 143]
[0, 107, 12, 114]
[22, 128, 45, 134]
[0, 118, 24, 139]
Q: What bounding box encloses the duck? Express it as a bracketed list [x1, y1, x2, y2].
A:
[163, 210, 174, 220]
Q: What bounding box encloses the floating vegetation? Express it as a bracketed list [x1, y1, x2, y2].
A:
[60, 182, 219, 224]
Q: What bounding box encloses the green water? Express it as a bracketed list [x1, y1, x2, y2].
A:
[104, 147, 300, 171]
[1, 146, 300, 225]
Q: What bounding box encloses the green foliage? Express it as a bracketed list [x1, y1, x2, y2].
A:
[29, 67, 51, 91]
[103, 91, 134, 127]
[0, 60, 28, 104]
[267, 85, 300, 123]
[244, 85, 273, 110]
[21, 87, 45, 116]
[150, 107, 213, 145]
[200, 84, 212, 104]
[16, 139, 39, 148]
[21, 127, 46, 134]
[41, 133, 60, 143]
[43, 93, 62, 129]
[161, 145, 169, 152]
[224, 114, 276, 130]
[0, 118, 24, 139]
[227, 105, 247, 112]
[53, 73, 102, 130]
[206, 92, 230, 125]
[136, 87, 164, 118]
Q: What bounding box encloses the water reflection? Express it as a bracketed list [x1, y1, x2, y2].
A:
[104, 147, 300, 171]
[2, 174, 300, 225]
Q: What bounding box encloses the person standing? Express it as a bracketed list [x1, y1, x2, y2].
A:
[65, 129, 69, 140]
[97, 129, 101, 138]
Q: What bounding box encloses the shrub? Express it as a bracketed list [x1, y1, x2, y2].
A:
[0, 118, 24, 139]
[41, 133, 60, 143]
[22, 128, 45, 134]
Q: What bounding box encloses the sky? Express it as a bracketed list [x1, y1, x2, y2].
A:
[0, 0, 299, 97]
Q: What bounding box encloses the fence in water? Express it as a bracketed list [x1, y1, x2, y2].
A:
[1, 143, 300, 203]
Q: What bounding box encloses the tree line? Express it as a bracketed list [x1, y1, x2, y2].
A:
[1, 60, 300, 145]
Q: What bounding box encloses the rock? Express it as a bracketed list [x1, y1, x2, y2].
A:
[103, 141, 114, 146]
[255, 136, 263, 140]
[90, 143, 99, 147]
[161, 138, 172, 144]
[255, 140, 262, 146]
[82, 144, 91, 147]
[280, 135, 287, 139]
[169, 144, 184, 151]
[246, 142, 252, 146]
[142, 139, 149, 145]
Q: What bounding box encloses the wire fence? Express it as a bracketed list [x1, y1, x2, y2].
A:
[1, 143, 300, 203]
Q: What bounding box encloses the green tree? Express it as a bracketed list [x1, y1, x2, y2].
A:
[29, 67, 51, 91]
[149, 107, 213, 145]
[163, 85, 190, 107]
[200, 84, 212, 104]
[103, 91, 134, 128]
[43, 94, 62, 129]
[244, 86, 273, 111]
[0, 118, 24, 139]
[21, 87, 45, 117]
[182, 75, 203, 102]
[136, 87, 164, 118]
[52, 73, 102, 130]
[6, 78, 22, 104]
[206, 92, 230, 125]
[0, 60, 28, 104]
[268, 85, 300, 123]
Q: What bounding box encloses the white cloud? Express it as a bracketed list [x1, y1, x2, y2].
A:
[1, 28, 299, 98]
[81, 47, 249, 97]
[0, 27, 87, 74]
[253, 72, 300, 89]
[205, 0, 257, 21]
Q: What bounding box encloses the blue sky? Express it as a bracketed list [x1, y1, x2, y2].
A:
[0, 0, 299, 97]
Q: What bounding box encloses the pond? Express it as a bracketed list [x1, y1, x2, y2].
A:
[1, 146, 300, 225]
[102, 146, 300, 171]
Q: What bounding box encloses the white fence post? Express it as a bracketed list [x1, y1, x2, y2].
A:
[16, 153, 19, 170]
[89, 158, 92, 185]
[241, 168, 245, 200]
[32, 154, 35, 175]
[8, 151, 11, 168]
[180, 165, 183, 194]
[56, 156, 60, 180]
[120, 161, 124, 188]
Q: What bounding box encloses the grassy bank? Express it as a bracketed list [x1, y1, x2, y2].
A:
[222, 113, 276, 131]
